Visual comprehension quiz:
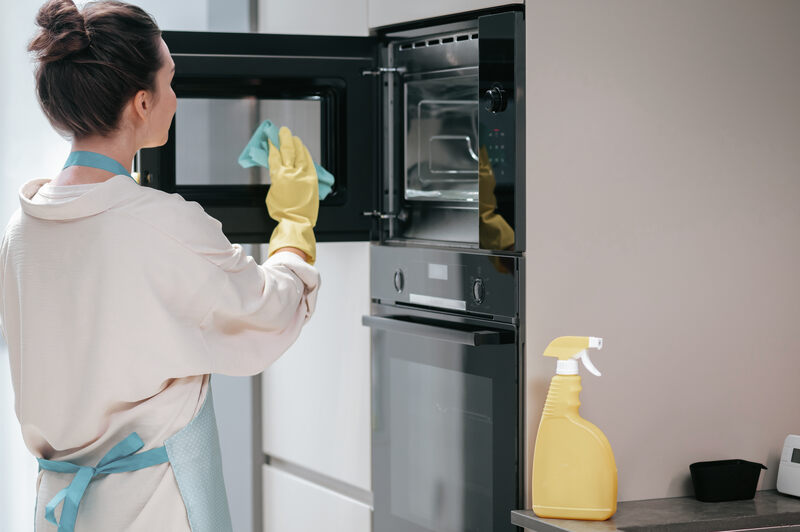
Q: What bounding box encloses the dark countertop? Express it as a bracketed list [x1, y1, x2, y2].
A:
[511, 490, 800, 532]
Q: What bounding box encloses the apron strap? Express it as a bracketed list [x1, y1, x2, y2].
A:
[37, 432, 169, 532]
[63, 151, 134, 181]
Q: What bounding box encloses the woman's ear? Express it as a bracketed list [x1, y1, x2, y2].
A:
[132, 89, 151, 122]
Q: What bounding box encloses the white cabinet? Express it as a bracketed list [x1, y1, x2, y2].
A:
[368, 0, 522, 29]
[263, 465, 371, 532]
[259, 0, 369, 36]
[261, 242, 372, 490]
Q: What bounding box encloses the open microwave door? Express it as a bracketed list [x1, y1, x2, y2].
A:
[139, 31, 380, 243]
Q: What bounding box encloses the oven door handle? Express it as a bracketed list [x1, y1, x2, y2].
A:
[362, 315, 513, 346]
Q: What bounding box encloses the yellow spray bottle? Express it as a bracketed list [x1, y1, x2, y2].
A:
[532, 336, 617, 520]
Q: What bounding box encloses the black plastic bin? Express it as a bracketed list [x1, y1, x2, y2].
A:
[690, 459, 767, 502]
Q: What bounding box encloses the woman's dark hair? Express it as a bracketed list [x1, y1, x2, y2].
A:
[28, 0, 163, 138]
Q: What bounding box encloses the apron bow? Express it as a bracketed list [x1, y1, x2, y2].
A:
[37, 432, 169, 532]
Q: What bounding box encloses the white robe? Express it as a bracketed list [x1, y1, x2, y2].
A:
[0, 175, 320, 531]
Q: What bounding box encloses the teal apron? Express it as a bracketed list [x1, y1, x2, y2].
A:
[36, 386, 232, 532]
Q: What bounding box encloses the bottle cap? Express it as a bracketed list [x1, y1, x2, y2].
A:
[545, 337, 604, 376]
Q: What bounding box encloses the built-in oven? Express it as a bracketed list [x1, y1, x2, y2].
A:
[365, 245, 523, 532]
[138, 7, 524, 251]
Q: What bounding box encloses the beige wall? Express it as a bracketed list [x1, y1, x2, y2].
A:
[525, 0, 800, 502]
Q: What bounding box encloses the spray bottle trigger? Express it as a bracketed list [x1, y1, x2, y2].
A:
[578, 351, 602, 377]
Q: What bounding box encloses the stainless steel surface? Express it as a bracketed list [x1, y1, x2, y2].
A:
[390, 27, 479, 75]
[370, 244, 519, 320]
[362, 66, 406, 76]
[397, 30, 480, 205]
[398, 203, 479, 244]
[404, 75, 480, 202]
[378, 24, 485, 247]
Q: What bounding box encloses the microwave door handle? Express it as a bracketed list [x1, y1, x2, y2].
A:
[361, 315, 512, 346]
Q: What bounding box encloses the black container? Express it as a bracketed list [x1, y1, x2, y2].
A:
[690, 459, 767, 502]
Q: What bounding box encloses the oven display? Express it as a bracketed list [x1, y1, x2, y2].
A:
[428, 263, 448, 280]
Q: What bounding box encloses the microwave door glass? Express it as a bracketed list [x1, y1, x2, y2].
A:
[175, 97, 322, 186]
[405, 74, 479, 202]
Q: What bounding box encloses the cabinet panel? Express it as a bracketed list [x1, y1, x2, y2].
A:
[259, 0, 369, 36]
[368, 0, 522, 29]
[263, 465, 371, 532]
[262, 242, 371, 490]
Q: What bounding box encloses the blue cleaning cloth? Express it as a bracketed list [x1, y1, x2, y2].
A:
[237, 120, 334, 200]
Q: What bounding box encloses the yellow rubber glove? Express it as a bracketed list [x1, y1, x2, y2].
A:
[266, 126, 319, 264]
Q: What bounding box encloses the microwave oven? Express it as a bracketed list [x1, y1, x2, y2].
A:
[139, 6, 525, 252]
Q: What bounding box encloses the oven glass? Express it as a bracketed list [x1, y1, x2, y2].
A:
[175, 97, 321, 185]
[389, 358, 493, 531]
[405, 74, 479, 202]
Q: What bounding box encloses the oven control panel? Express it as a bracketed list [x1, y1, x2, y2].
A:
[371, 245, 519, 319]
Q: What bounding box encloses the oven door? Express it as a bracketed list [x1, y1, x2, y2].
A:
[138, 31, 380, 243]
[364, 309, 520, 532]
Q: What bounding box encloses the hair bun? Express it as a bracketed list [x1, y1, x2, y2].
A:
[28, 0, 90, 63]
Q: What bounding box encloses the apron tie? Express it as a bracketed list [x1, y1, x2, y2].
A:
[62, 151, 135, 181]
[37, 432, 169, 532]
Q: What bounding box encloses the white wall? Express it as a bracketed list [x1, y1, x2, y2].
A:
[0, 1, 72, 529]
[525, 0, 800, 502]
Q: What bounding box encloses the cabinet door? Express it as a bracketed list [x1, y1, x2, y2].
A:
[263, 464, 371, 532]
[139, 31, 380, 244]
[262, 242, 371, 490]
[368, 0, 522, 29]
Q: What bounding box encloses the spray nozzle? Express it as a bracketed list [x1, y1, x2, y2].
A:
[543, 336, 604, 376]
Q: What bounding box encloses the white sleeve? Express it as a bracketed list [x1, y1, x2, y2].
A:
[199, 249, 320, 376]
[134, 191, 320, 377]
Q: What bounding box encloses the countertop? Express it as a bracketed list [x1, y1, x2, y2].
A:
[511, 490, 800, 532]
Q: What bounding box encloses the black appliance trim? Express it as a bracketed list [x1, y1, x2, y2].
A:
[362, 314, 515, 346]
[373, 3, 524, 35]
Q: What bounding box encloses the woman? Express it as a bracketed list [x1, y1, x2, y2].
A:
[0, 1, 320, 530]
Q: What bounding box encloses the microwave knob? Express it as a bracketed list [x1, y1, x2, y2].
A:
[483, 86, 507, 113]
[472, 278, 485, 304]
[393, 269, 405, 293]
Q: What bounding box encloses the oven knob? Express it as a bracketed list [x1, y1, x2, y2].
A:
[472, 278, 485, 304]
[393, 269, 404, 293]
[483, 86, 507, 113]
